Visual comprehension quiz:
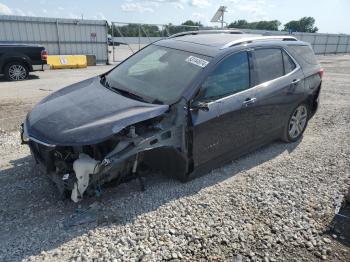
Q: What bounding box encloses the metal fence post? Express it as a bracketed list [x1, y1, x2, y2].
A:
[312, 33, 317, 52]
[56, 19, 61, 55]
[165, 25, 170, 37]
[345, 35, 350, 54]
[138, 24, 141, 50]
[112, 22, 115, 62]
[324, 34, 329, 55]
[105, 21, 109, 65]
[335, 35, 341, 54]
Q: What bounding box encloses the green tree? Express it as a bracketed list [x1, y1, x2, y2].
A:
[161, 21, 201, 36]
[283, 17, 318, 33]
[181, 20, 203, 27]
[255, 20, 281, 31]
[109, 24, 163, 37]
[228, 20, 281, 31]
[228, 19, 249, 28]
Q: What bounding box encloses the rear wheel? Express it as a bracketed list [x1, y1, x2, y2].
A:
[282, 104, 309, 143]
[4, 62, 29, 81]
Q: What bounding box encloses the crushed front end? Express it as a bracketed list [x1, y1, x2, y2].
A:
[21, 100, 190, 202]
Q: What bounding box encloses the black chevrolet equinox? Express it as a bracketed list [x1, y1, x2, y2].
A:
[21, 30, 323, 201]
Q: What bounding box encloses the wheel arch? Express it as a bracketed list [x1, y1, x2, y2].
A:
[2, 57, 33, 73]
[141, 146, 190, 182]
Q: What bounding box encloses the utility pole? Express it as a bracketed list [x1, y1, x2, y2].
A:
[211, 6, 227, 29]
[221, 9, 225, 29]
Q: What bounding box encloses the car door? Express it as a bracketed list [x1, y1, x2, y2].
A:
[252, 47, 305, 142]
[190, 51, 258, 167]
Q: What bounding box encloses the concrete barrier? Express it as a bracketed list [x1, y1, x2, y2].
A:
[47, 55, 87, 69]
[86, 55, 97, 66]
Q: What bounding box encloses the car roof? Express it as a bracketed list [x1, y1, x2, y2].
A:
[155, 32, 306, 57]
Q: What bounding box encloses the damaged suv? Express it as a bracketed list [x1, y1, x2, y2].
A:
[21, 31, 323, 202]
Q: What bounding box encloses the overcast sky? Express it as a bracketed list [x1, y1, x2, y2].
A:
[0, 0, 348, 34]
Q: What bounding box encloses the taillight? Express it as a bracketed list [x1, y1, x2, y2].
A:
[319, 68, 324, 79]
[41, 50, 48, 60]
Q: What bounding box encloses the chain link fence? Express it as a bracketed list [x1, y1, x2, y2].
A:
[109, 22, 199, 62]
[238, 29, 350, 55]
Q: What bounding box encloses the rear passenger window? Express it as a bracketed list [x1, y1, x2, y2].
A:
[199, 52, 250, 100]
[255, 49, 284, 84]
[288, 45, 318, 65]
[283, 51, 296, 74]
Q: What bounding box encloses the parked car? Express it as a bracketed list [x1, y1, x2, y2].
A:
[0, 43, 48, 81]
[21, 31, 323, 202]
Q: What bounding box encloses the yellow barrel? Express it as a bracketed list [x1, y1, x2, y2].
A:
[47, 55, 87, 69]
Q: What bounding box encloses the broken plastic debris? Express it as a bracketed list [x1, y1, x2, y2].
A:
[71, 153, 100, 203]
[62, 173, 69, 180]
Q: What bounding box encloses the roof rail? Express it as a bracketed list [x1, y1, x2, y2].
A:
[221, 35, 298, 49]
[168, 29, 243, 39]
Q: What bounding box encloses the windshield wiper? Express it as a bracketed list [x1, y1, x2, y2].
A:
[100, 75, 144, 101]
[110, 86, 148, 103]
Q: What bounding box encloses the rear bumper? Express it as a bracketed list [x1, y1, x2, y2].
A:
[309, 83, 322, 119]
[32, 64, 50, 71]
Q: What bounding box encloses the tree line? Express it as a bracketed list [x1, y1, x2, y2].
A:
[228, 17, 318, 33]
[109, 17, 318, 37]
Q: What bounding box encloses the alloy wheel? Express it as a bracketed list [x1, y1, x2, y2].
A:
[8, 64, 27, 81]
[288, 105, 308, 139]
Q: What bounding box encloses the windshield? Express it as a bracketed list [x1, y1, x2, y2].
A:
[106, 44, 211, 104]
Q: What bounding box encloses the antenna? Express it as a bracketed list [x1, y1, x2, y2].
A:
[210, 6, 227, 29]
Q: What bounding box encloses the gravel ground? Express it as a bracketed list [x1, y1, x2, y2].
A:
[0, 55, 349, 261]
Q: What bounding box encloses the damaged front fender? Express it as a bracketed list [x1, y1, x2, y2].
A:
[24, 98, 191, 201]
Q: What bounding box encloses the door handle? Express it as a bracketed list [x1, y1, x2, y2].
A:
[242, 97, 257, 107]
[288, 79, 301, 94]
[291, 79, 301, 85]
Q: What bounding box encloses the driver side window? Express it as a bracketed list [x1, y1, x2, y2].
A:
[199, 51, 250, 101]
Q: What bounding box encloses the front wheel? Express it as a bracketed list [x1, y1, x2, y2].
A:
[4, 62, 29, 81]
[282, 104, 309, 143]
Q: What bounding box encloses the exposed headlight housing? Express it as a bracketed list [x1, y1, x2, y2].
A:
[20, 123, 30, 143]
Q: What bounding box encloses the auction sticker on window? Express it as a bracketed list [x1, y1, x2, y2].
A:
[185, 56, 209, 68]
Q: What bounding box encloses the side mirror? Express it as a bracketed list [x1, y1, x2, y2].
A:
[191, 100, 209, 112]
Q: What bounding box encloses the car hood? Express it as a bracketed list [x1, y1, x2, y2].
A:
[25, 77, 169, 146]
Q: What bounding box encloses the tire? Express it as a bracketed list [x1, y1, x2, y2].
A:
[281, 103, 309, 143]
[4, 62, 29, 81]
